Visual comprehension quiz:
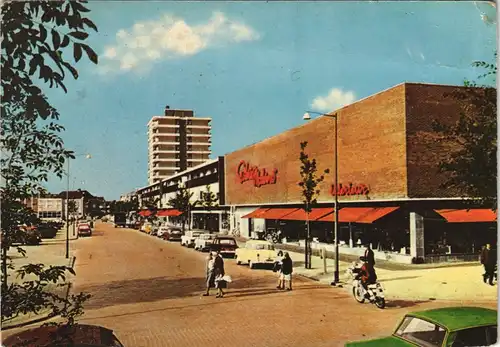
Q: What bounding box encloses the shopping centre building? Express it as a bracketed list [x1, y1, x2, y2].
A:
[223, 82, 496, 264]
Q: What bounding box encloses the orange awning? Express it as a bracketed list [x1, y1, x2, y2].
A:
[435, 209, 497, 223]
[138, 210, 153, 217]
[258, 208, 299, 220]
[156, 209, 182, 217]
[169, 209, 183, 217]
[317, 207, 399, 223]
[279, 208, 335, 221]
[242, 208, 271, 219]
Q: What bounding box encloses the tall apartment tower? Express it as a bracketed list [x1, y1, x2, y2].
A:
[148, 107, 212, 185]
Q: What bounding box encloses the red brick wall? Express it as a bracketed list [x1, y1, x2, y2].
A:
[405, 83, 487, 198]
[225, 84, 409, 205]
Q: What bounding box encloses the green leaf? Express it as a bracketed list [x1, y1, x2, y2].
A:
[39, 24, 47, 41]
[80, 44, 98, 64]
[61, 35, 70, 48]
[52, 29, 60, 49]
[73, 43, 82, 62]
[82, 18, 98, 32]
[68, 31, 89, 40]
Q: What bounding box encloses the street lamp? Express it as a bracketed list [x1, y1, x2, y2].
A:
[303, 111, 340, 286]
[65, 153, 91, 259]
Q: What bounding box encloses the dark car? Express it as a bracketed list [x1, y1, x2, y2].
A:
[2, 323, 124, 347]
[37, 222, 58, 239]
[210, 236, 239, 258]
[17, 226, 42, 246]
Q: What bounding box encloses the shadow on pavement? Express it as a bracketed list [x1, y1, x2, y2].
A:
[385, 299, 430, 309]
[78, 275, 332, 309]
[379, 276, 421, 283]
[79, 276, 207, 309]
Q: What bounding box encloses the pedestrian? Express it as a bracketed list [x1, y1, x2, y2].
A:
[274, 250, 284, 289]
[364, 243, 375, 266]
[213, 251, 226, 298]
[481, 243, 497, 286]
[281, 252, 293, 291]
[203, 252, 216, 296]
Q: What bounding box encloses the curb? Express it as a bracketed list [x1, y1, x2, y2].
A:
[1, 256, 78, 331]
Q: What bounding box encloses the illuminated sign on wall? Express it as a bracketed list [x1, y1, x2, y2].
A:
[330, 183, 370, 196]
[237, 160, 278, 187]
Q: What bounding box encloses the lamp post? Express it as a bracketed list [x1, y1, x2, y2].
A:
[303, 111, 340, 285]
[65, 153, 91, 259]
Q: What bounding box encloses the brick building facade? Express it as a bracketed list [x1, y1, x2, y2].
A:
[224, 83, 496, 264]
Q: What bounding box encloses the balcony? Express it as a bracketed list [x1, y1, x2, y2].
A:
[151, 123, 179, 129]
[188, 133, 211, 138]
[187, 139, 211, 145]
[152, 157, 180, 163]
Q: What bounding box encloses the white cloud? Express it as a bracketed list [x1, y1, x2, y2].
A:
[99, 11, 259, 75]
[311, 88, 356, 113]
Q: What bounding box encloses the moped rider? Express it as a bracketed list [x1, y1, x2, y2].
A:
[359, 256, 377, 299]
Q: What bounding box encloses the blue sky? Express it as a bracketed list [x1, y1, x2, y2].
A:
[43, 1, 497, 200]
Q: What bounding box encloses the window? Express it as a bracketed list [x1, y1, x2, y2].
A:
[395, 317, 446, 347]
[220, 239, 236, 245]
[451, 327, 489, 347]
[187, 137, 192, 142]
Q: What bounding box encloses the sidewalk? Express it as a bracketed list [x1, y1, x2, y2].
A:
[2, 230, 77, 330]
[284, 250, 498, 302]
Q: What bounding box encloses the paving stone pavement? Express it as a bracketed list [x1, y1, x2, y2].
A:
[3, 222, 496, 347]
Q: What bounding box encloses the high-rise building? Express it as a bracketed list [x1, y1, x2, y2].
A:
[147, 107, 212, 185]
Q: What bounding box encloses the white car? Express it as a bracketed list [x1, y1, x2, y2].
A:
[194, 234, 216, 252]
[157, 226, 170, 238]
[181, 231, 202, 247]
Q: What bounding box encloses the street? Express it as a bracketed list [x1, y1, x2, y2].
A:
[67, 222, 496, 347]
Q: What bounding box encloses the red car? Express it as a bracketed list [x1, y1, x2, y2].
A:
[77, 223, 92, 237]
[2, 324, 124, 347]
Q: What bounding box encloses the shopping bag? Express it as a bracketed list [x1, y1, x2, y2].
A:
[222, 275, 232, 283]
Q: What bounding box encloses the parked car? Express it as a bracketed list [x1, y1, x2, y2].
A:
[157, 225, 170, 238]
[141, 222, 153, 234]
[36, 222, 58, 239]
[77, 223, 92, 237]
[210, 236, 238, 258]
[2, 323, 125, 347]
[19, 226, 42, 245]
[163, 227, 183, 242]
[181, 230, 203, 247]
[194, 233, 216, 252]
[345, 306, 497, 347]
[235, 240, 276, 269]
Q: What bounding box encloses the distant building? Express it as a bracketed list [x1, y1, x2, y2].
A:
[56, 190, 100, 218]
[147, 107, 212, 185]
[119, 191, 137, 202]
[37, 198, 63, 220]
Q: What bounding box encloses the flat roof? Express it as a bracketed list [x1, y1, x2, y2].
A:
[138, 158, 220, 191]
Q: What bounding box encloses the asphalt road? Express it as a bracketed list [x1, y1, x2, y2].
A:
[66, 222, 495, 347]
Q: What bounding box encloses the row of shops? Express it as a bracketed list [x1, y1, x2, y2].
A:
[136, 82, 497, 264]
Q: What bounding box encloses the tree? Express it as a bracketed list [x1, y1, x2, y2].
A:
[67, 200, 77, 220]
[200, 185, 218, 231]
[432, 53, 497, 209]
[1, 0, 98, 330]
[298, 141, 329, 269]
[168, 185, 198, 232]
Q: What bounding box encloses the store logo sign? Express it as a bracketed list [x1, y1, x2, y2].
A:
[330, 183, 369, 196]
[237, 160, 278, 187]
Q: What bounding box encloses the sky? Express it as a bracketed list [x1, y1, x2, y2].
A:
[42, 1, 498, 200]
